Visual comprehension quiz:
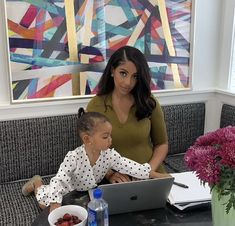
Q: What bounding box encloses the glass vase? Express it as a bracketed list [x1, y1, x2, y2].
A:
[211, 187, 235, 226]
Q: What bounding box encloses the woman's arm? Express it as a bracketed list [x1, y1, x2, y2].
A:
[149, 97, 168, 172]
[149, 170, 171, 178]
[148, 143, 168, 172]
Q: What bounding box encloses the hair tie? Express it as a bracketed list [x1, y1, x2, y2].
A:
[78, 107, 85, 118]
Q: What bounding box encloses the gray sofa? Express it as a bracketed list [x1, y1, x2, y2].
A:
[1, 102, 233, 226]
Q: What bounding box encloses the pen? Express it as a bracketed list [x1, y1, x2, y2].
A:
[173, 181, 189, 189]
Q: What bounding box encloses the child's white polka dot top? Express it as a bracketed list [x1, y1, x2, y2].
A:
[36, 144, 151, 206]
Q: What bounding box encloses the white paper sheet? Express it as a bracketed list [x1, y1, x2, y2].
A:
[168, 171, 211, 205]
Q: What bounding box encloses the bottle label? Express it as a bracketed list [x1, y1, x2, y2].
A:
[88, 207, 109, 226]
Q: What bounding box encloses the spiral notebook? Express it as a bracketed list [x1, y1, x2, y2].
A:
[89, 177, 174, 215]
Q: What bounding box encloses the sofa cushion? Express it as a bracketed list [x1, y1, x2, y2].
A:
[164, 154, 189, 173]
[162, 103, 205, 173]
[0, 177, 51, 226]
[162, 103, 205, 156]
[220, 104, 235, 127]
[0, 115, 81, 183]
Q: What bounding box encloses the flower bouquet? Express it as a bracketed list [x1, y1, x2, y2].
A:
[184, 126, 235, 214]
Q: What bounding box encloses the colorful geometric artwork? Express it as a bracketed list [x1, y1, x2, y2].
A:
[5, 0, 193, 102]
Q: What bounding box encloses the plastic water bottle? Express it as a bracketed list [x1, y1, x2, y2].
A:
[87, 188, 109, 226]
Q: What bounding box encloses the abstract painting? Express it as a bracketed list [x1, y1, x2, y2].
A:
[5, 0, 193, 102]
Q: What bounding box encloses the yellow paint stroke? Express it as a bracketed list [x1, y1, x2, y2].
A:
[127, 9, 150, 46]
[12, 83, 17, 90]
[8, 30, 15, 37]
[153, 0, 183, 88]
[65, 0, 80, 95]
[80, 0, 94, 95]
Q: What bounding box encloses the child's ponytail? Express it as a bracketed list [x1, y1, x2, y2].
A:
[77, 108, 110, 136]
[78, 107, 85, 118]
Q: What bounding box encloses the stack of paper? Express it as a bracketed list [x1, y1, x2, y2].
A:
[168, 171, 211, 210]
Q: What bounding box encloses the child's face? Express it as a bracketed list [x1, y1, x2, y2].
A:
[89, 121, 112, 151]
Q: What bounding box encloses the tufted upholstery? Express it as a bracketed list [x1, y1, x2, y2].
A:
[163, 103, 205, 156]
[220, 104, 235, 128]
[162, 103, 205, 173]
[0, 115, 81, 184]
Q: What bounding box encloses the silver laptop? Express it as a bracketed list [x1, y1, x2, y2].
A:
[89, 177, 174, 215]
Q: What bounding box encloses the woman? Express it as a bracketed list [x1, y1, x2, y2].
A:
[86, 46, 168, 183]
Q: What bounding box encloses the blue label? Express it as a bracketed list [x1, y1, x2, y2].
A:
[88, 208, 97, 226]
[88, 208, 109, 226]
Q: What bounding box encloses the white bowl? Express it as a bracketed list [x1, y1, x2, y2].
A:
[48, 205, 88, 226]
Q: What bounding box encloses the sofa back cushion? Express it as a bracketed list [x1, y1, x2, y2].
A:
[0, 114, 81, 183]
[220, 104, 235, 128]
[162, 103, 205, 155]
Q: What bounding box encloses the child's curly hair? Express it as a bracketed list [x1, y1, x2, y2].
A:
[77, 107, 110, 135]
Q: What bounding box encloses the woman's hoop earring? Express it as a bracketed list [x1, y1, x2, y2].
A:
[111, 74, 114, 77]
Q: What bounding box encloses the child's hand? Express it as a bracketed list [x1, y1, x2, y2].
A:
[149, 170, 171, 179]
[49, 202, 61, 213]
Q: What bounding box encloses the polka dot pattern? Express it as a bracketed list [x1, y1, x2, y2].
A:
[36, 145, 151, 206]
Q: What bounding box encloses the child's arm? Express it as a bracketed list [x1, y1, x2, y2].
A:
[48, 151, 77, 205]
[109, 149, 171, 180]
[109, 149, 151, 179]
[49, 202, 61, 213]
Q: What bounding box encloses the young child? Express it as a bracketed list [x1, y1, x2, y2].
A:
[22, 108, 169, 213]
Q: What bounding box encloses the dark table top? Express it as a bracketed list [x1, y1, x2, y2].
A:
[32, 190, 212, 226]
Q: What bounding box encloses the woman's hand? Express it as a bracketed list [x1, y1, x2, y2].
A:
[149, 170, 171, 179]
[49, 203, 61, 213]
[107, 171, 131, 183]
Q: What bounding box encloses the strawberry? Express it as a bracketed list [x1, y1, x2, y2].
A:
[57, 217, 63, 223]
[63, 213, 72, 221]
[60, 221, 69, 226]
[55, 213, 81, 226]
[73, 218, 82, 224]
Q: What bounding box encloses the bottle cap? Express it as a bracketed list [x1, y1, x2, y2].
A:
[93, 188, 102, 199]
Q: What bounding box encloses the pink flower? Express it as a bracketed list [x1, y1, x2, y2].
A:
[195, 131, 220, 146]
[219, 142, 235, 168]
[184, 126, 235, 213]
[195, 126, 235, 147]
[195, 153, 221, 185]
[184, 146, 217, 171]
[184, 146, 220, 184]
[184, 126, 235, 182]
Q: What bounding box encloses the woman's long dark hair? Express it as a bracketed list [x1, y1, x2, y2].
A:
[97, 46, 156, 120]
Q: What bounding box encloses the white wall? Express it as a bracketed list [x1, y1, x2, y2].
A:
[218, 0, 235, 90]
[192, 0, 221, 90]
[0, 0, 233, 133]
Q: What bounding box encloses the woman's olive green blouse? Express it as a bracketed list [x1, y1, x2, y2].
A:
[86, 94, 168, 165]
